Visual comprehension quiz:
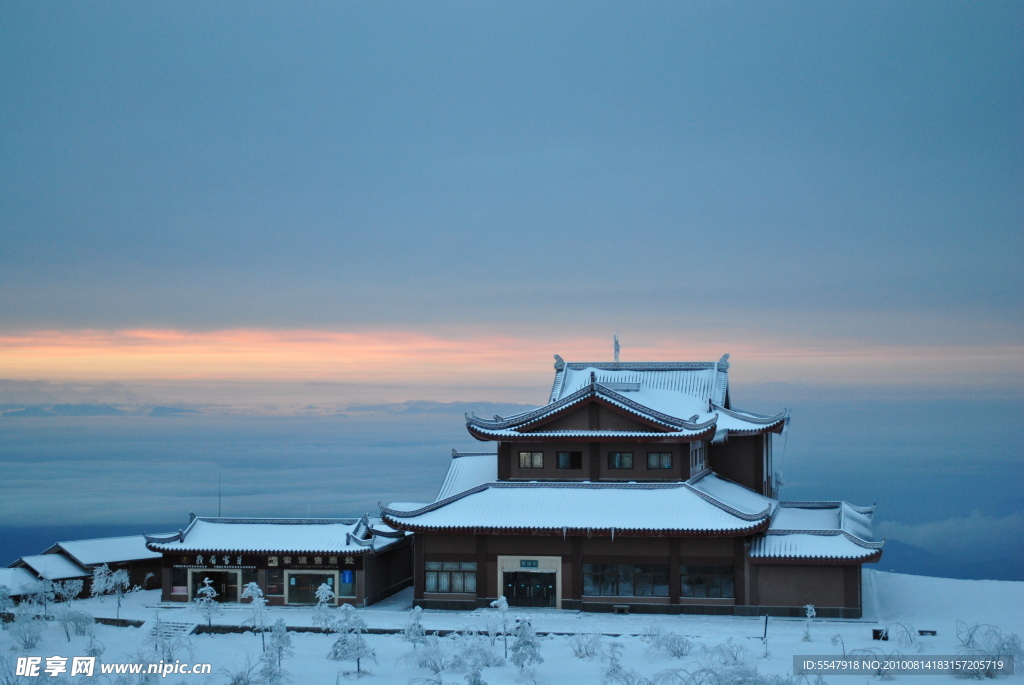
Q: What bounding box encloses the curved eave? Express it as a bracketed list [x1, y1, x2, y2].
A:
[381, 518, 769, 538]
[147, 543, 376, 556]
[467, 424, 717, 443]
[750, 549, 883, 565]
[469, 384, 715, 434]
[718, 421, 787, 437]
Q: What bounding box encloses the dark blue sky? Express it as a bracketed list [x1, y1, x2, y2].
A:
[1, 2, 1020, 344]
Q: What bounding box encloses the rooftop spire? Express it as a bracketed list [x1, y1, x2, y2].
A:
[614, 333, 620, 362]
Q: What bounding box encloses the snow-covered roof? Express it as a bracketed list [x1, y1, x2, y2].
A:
[45, 535, 162, 567]
[436, 451, 497, 501]
[145, 516, 406, 555]
[750, 502, 883, 562]
[14, 554, 89, 580]
[0, 567, 41, 595]
[382, 477, 772, 536]
[466, 355, 788, 442]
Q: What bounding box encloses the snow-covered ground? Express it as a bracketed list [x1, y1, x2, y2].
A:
[3, 570, 1021, 684]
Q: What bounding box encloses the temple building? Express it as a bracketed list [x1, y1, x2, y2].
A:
[381, 354, 883, 617]
[145, 514, 411, 607]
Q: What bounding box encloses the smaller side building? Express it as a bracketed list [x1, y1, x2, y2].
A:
[9, 535, 165, 598]
[146, 515, 412, 607]
[42, 536, 164, 591]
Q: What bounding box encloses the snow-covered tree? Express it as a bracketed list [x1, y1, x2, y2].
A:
[193, 577, 223, 627]
[260, 619, 293, 684]
[490, 596, 510, 659]
[311, 582, 335, 633]
[23, 578, 55, 617]
[0, 585, 12, 628]
[108, 569, 135, 620]
[90, 564, 112, 600]
[54, 579, 83, 604]
[241, 582, 269, 651]
[510, 619, 543, 671]
[402, 606, 428, 649]
[328, 604, 376, 674]
[89, 565, 135, 619]
[803, 604, 815, 642]
[328, 629, 377, 674]
[332, 602, 367, 634]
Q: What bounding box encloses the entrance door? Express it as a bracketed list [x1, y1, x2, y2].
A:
[191, 571, 238, 602]
[503, 572, 556, 608]
[287, 572, 335, 605]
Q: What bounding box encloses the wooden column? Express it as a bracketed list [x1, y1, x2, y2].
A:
[476, 535, 488, 600]
[498, 443, 511, 481]
[413, 536, 425, 600]
[669, 538, 680, 604]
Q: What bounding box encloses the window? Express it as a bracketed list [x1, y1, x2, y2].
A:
[267, 569, 285, 596]
[424, 561, 477, 593]
[690, 442, 706, 473]
[557, 451, 582, 469]
[519, 452, 543, 469]
[647, 452, 672, 469]
[607, 452, 633, 469]
[680, 565, 734, 598]
[582, 564, 669, 597]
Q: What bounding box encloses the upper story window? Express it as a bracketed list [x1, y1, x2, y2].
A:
[690, 442, 705, 473]
[647, 452, 672, 469]
[557, 451, 582, 469]
[519, 451, 543, 469]
[607, 452, 633, 469]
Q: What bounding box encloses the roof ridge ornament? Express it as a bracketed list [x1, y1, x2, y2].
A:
[553, 354, 564, 371]
[614, 333, 620, 362]
[718, 354, 730, 372]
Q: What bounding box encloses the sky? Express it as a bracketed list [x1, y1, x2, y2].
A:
[0, 2, 1021, 577]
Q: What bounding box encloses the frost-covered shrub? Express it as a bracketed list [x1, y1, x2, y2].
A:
[219, 654, 259, 685]
[702, 640, 748, 667]
[405, 632, 471, 684]
[955, 620, 1022, 678]
[85, 633, 105, 658]
[602, 642, 650, 685]
[883, 622, 919, 651]
[457, 632, 505, 669]
[403, 606, 428, 649]
[648, 632, 693, 659]
[569, 632, 604, 659]
[57, 606, 93, 641]
[12, 611, 44, 649]
[510, 619, 543, 670]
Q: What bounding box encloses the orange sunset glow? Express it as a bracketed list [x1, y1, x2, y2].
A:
[1, 329, 1019, 398]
